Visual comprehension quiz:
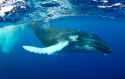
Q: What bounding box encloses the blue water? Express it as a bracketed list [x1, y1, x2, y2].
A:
[0, 0, 125, 79]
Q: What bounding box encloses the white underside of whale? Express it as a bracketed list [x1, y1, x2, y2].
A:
[22, 41, 69, 55]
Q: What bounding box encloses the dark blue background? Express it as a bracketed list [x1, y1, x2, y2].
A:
[0, 16, 125, 79]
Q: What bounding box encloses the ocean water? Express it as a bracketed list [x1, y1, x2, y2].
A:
[0, 0, 125, 79]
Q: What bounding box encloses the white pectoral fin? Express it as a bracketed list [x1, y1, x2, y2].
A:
[22, 41, 69, 55]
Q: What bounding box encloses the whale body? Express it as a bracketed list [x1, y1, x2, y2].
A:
[22, 21, 112, 55]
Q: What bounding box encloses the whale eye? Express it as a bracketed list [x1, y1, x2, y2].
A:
[69, 35, 79, 42]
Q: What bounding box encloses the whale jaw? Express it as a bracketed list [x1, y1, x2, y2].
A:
[76, 32, 112, 54]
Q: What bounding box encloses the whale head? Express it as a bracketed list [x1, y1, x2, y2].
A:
[70, 32, 112, 54]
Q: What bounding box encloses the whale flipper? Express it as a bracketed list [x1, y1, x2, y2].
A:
[22, 41, 69, 55]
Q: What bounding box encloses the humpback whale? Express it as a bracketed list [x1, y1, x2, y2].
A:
[22, 21, 112, 55]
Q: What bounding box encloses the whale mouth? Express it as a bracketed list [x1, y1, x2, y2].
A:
[82, 43, 112, 54]
[94, 41, 112, 54]
[85, 39, 112, 54]
[78, 32, 112, 54]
